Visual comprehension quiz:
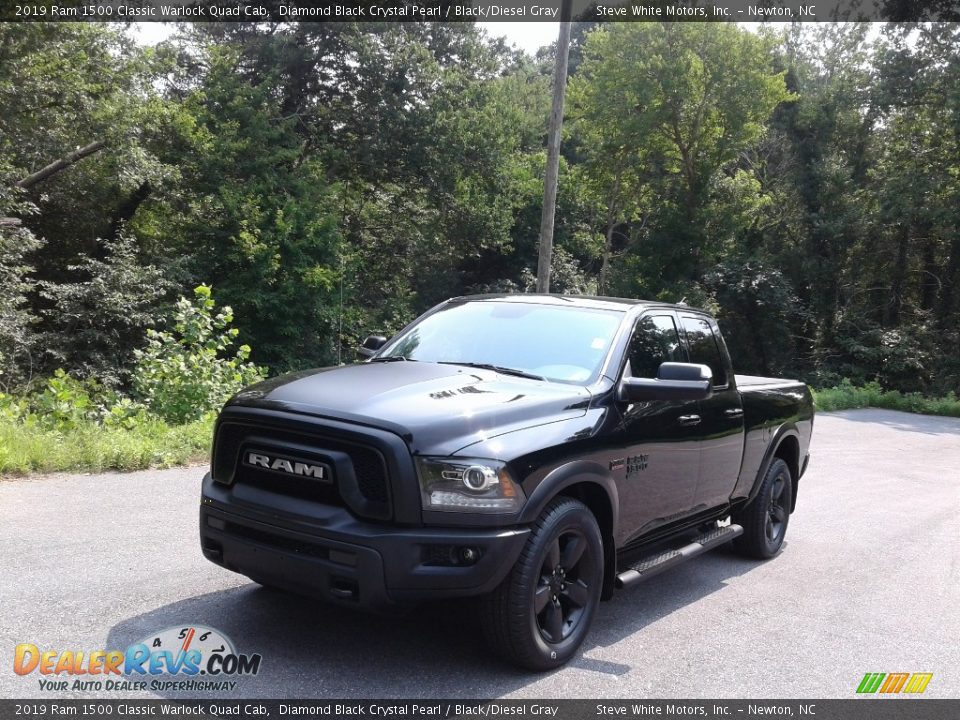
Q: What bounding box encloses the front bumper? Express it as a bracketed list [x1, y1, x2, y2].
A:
[200, 472, 530, 612]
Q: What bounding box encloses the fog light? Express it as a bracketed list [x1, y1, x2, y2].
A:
[423, 544, 482, 567]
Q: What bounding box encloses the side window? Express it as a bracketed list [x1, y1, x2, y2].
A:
[626, 315, 684, 379]
[680, 317, 728, 387]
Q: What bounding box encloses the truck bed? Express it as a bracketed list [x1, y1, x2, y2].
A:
[735, 374, 805, 390]
[731, 374, 814, 505]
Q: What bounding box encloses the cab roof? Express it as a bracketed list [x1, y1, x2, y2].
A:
[446, 293, 705, 314]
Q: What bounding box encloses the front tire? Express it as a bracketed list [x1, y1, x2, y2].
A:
[732, 458, 792, 559]
[481, 497, 603, 671]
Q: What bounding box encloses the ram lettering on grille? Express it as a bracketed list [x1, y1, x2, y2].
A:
[247, 452, 327, 479]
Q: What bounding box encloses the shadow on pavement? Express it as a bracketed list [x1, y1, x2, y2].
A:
[105, 550, 762, 698]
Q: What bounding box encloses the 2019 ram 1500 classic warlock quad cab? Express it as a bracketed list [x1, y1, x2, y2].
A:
[200, 294, 813, 669]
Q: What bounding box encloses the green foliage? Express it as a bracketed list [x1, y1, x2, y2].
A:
[828, 319, 940, 393]
[132, 286, 266, 424]
[29, 369, 100, 431]
[0, 409, 212, 475]
[0, 285, 265, 474]
[0, 368, 210, 475]
[0, 23, 180, 282]
[519, 247, 597, 295]
[0, 170, 42, 390]
[0, 23, 188, 386]
[765, 24, 960, 393]
[3, 19, 960, 449]
[813, 380, 960, 418]
[569, 23, 795, 298]
[142, 41, 344, 370]
[37, 234, 171, 386]
[704, 258, 807, 378]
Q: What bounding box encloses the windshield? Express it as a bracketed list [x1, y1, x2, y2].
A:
[378, 300, 624, 384]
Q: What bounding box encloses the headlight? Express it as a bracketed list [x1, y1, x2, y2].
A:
[416, 457, 525, 514]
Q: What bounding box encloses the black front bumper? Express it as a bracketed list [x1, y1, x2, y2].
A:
[200, 472, 530, 612]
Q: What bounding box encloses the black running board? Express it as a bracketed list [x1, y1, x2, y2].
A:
[615, 524, 743, 589]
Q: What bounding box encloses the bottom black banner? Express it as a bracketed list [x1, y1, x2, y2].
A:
[1, 700, 957, 720]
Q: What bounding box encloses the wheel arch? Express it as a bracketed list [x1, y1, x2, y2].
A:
[749, 425, 801, 512]
[773, 434, 801, 512]
[520, 461, 618, 600]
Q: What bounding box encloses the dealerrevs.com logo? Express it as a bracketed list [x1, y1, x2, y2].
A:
[14, 625, 262, 693]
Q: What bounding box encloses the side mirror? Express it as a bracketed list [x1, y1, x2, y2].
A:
[357, 334, 388, 360]
[619, 362, 713, 402]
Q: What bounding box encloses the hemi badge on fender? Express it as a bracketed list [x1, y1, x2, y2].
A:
[244, 451, 333, 483]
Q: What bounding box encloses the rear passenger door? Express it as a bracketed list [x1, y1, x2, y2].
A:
[679, 315, 745, 511]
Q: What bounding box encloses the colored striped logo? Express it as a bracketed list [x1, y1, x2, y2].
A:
[856, 672, 933, 694]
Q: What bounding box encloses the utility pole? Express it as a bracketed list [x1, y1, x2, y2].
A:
[535, 1, 573, 294]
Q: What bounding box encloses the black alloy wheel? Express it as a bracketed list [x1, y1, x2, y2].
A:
[765, 472, 789, 546]
[481, 496, 604, 670]
[732, 457, 793, 559]
[534, 527, 596, 644]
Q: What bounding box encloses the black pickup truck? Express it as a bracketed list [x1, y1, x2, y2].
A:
[200, 294, 813, 669]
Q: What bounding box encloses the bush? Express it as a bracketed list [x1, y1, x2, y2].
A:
[36, 234, 172, 387]
[132, 285, 266, 424]
[813, 379, 960, 418]
[0, 285, 270, 475]
[0, 412, 212, 475]
[28, 369, 100, 431]
[0, 369, 214, 475]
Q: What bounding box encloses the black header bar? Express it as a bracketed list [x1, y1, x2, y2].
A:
[2, 700, 960, 720]
[3, 0, 960, 23]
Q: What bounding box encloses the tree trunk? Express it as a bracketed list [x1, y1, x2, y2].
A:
[919, 230, 939, 311]
[938, 234, 960, 327]
[600, 221, 614, 296]
[599, 177, 622, 296]
[106, 180, 152, 252]
[886, 225, 910, 327]
[16, 140, 106, 190]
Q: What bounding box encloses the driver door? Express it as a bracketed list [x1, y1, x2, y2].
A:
[613, 312, 703, 545]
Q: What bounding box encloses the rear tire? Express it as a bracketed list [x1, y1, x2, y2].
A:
[480, 497, 603, 671]
[732, 458, 792, 559]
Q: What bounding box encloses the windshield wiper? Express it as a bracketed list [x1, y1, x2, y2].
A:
[438, 362, 545, 381]
[369, 356, 415, 363]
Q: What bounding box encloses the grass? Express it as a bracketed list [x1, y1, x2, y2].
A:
[0, 416, 213, 476]
[813, 381, 960, 418]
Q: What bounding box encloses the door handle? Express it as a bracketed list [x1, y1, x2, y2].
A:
[724, 408, 744, 418]
[677, 414, 701, 426]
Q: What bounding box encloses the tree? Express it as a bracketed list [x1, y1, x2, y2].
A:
[569, 23, 794, 300]
[0, 23, 185, 382]
[164, 23, 546, 360]
[37, 235, 171, 387]
[0, 24, 176, 261]
[0, 172, 42, 390]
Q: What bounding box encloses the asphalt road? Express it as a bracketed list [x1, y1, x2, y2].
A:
[2, 409, 958, 700]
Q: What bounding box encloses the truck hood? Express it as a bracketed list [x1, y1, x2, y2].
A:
[226, 361, 592, 456]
